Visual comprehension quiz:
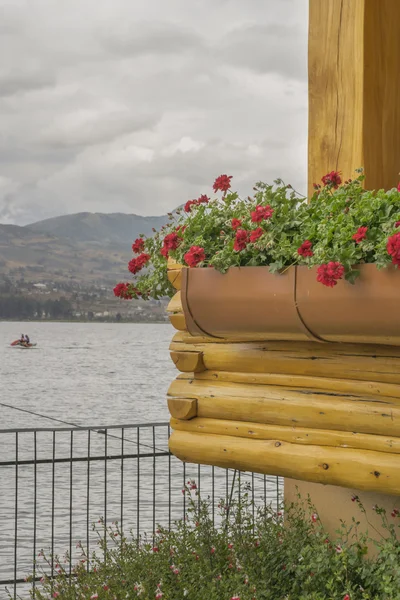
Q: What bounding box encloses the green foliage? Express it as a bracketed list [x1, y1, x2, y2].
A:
[119, 171, 400, 300]
[27, 485, 400, 600]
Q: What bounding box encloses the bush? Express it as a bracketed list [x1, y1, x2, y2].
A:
[27, 483, 400, 600]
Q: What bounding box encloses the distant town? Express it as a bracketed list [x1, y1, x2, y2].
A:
[0, 275, 169, 323]
[0, 211, 170, 322]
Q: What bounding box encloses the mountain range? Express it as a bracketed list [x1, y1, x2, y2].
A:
[0, 212, 168, 286]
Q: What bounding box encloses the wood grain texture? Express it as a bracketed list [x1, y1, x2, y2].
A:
[190, 370, 400, 401]
[170, 417, 400, 455]
[309, 0, 400, 195]
[169, 430, 400, 496]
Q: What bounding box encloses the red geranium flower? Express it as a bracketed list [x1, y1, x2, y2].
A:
[397, 182, 400, 192]
[321, 171, 342, 189]
[395, 221, 400, 228]
[231, 218, 242, 230]
[113, 283, 132, 299]
[197, 194, 210, 204]
[317, 262, 345, 287]
[213, 174, 232, 193]
[184, 200, 196, 213]
[250, 227, 263, 243]
[251, 205, 274, 223]
[297, 240, 313, 257]
[184, 246, 206, 267]
[352, 226, 368, 243]
[387, 232, 400, 265]
[128, 253, 151, 274]
[234, 229, 249, 252]
[132, 238, 145, 254]
[163, 233, 181, 251]
[160, 232, 182, 259]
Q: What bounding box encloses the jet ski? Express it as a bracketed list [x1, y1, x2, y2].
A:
[10, 340, 37, 348]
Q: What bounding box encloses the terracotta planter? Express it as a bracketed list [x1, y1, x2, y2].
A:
[180, 263, 400, 345]
[296, 264, 400, 345]
[180, 266, 319, 342]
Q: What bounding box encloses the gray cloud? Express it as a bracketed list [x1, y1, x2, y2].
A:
[219, 24, 307, 80]
[0, 0, 308, 226]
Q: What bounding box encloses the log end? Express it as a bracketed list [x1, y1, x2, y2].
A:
[168, 398, 197, 420]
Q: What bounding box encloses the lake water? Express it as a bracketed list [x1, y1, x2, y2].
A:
[0, 322, 175, 429]
[0, 322, 281, 598]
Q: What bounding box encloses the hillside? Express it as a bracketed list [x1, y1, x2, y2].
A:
[0, 211, 169, 286]
[28, 212, 167, 246]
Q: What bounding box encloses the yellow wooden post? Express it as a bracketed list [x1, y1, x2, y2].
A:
[287, 0, 400, 536]
[308, 0, 400, 197]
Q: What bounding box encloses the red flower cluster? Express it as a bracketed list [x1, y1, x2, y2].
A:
[250, 227, 263, 243]
[251, 204, 274, 223]
[387, 232, 400, 265]
[321, 171, 342, 189]
[213, 174, 232, 193]
[113, 283, 132, 299]
[184, 195, 210, 213]
[160, 232, 182, 258]
[397, 182, 400, 192]
[234, 229, 249, 251]
[352, 226, 368, 243]
[297, 240, 313, 257]
[317, 262, 345, 287]
[231, 218, 242, 230]
[128, 253, 151, 274]
[132, 238, 145, 254]
[184, 246, 206, 267]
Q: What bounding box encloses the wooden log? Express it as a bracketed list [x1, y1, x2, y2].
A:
[167, 257, 184, 269]
[167, 269, 182, 290]
[190, 370, 400, 401]
[171, 331, 400, 357]
[168, 313, 187, 331]
[170, 351, 205, 373]
[168, 378, 400, 437]
[166, 291, 182, 314]
[169, 430, 400, 496]
[168, 398, 197, 420]
[170, 417, 400, 455]
[169, 338, 400, 385]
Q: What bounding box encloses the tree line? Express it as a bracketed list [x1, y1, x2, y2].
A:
[0, 294, 73, 319]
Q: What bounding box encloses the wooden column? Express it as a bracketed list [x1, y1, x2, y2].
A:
[308, 0, 400, 196]
[290, 0, 400, 540]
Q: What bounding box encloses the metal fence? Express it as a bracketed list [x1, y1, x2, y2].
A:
[0, 422, 282, 600]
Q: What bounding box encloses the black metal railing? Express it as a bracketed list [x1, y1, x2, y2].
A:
[0, 422, 282, 600]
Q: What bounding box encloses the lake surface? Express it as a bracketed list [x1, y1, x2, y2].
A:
[0, 322, 175, 429]
[0, 322, 281, 599]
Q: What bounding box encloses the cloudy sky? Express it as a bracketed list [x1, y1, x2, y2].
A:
[0, 0, 308, 225]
